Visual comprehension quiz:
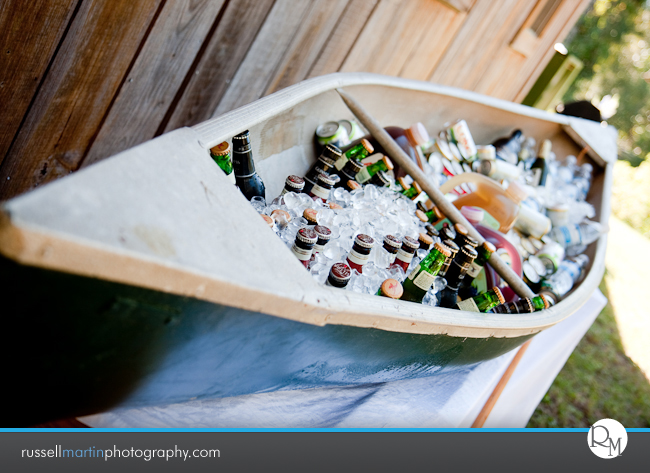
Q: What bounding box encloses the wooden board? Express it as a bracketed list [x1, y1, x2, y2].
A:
[0, 0, 78, 166]
[0, 0, 163, 200]
[306, 0, 379, 79]
[212, 0, 314, 117]
[264, 0, 350, 94]
[163, 0, 275, 132]
[81, 0, 226, 168]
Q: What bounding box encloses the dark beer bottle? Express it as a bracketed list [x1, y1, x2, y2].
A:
[232, 130, 265, 200]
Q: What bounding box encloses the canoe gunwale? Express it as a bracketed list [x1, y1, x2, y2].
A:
[0, 73, 613, 340]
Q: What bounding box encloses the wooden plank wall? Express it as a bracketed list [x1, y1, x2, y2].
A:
[0, 0, 590, 200]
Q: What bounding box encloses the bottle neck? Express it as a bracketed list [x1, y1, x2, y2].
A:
[232, 145, 256, 177]
[475, 290, 499, 311]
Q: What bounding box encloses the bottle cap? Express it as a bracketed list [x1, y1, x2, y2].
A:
[210, 142, 231, 156]
[314, 225, 332, 241]
[303, 208, 318, 224]
[492, 286, 505, 304]
[402, 235, 419, 250]
[296, 227, 317, 244]
[482, 240, 496, 254]
[454, 223, 468, 236]
[463, 235, 478, 247]
[329, 262, 351, 283]
[354, 234, 375, 249]
[317, 173, 336, 187]
[346, 180, 362, 191]
[381, 155, 394, 171]
[360, 138, 374, 154]
[397, 177, 411, 190]
[505, 180, 527, 203]
[459, 245, 478, 262]
[461, 206, 484, 223]
[434, 242, 451, 257]
[271, 209, 291, 223]
[384, 235, 402, 249]
[232, 130, 251, 143]
[329, 202, 343, 210]
[322, 144, 342, 160]
[433, 207, 445, 221]
[405, 122, 430, 146]
[539, 290, 557, 307]
[412, 181, 423, 194]
[285, 175, 305, 190]
[418, 233, 434, 246]
[347, 160, 364, 174]
[380, 279, 403, 299]
[425, 224, 439, 237]
[443, 239, 459, 256]
[441, 226, 456, 241]
[262, 214, 274, 228]
[415, 209, 429, 223]
[539, 293, 550, 309]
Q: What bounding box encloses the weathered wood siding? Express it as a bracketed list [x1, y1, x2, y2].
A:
[0, 0, 590, 200]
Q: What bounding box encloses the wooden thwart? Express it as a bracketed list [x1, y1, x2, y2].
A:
[336, 87, 536, 300]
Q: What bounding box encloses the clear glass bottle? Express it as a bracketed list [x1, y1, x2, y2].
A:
[548, 220, 603, 248]
[456, 286, 504, 312]
[540, 254, 589, 304]
[401, 242, 451, 303]
[291, 228, 317, 268]
[392, 235, 419, 272]
[346, 234, 374, 273]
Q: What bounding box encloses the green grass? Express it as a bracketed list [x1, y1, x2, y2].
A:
[527, 274, 650, 427]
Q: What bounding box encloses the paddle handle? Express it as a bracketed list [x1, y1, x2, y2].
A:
[337, 87, 535, 299]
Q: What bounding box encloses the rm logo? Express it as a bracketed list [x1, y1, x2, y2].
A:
[588, 419, 628, 459]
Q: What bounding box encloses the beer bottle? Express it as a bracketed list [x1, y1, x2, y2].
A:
[334, 138, 374, 170]
[291, 228, 317, 269]
[355, 155, 394, 184]
[326, 262, 352, 288]
[232, 130, 266, 200]
[439, 245, 478, 308]
[459, 240, 496, 298]
[210, 142, 236, 184]
[335, 159, 363, 189]
[439, 239, 459, 278]
[346, 234, 374, 274]
[491, 294, 549, 314]
[280, 175, 305, 195]
[530, 139, 551, 187]
[401, 242, 451, 303]
[456, 287, 504, 312]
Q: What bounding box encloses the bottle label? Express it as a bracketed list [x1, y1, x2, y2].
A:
[515, 205, 551, 239]
[413, 270, 436, 291]
[396, 248, 414, 264]
[466, 261, 483, 278]
[355, 166, 372, 184]
[334, 154, 349, 171]
[347, 249, 369, 266]
[311, 184, 330, 200]
[291, 244, 312, 261]
[558, 225, 582, 247]
[313, 243, 325, 253]
[456, 298, 480, 312]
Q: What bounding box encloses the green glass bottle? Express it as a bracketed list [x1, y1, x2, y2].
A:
[459, 240, 496, 299]
[401, 242, 451, 303]
[355, 155, 394, 184]
[456, 286, 504, 312]
[416, 202, 445, 223]
[397, 177, 422, 199]
[334, 138, 374, 170]
[210, 142, 236, 184]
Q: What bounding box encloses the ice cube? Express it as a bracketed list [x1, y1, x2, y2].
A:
[250, 196, 266, 213]
[283, 192, 300, 209]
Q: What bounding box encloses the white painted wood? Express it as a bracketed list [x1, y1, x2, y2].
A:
[0, 73, 613, 339]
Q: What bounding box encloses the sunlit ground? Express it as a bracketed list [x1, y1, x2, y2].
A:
[528, 215, 650, 427]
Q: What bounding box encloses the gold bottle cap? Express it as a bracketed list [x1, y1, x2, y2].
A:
[482, 241, 496, 254]
[397, 177, 411, 190]
[415, 209, 429, 223]
[492, 286, 505, 304]
[539, 293, 550, 309]
[361, 138, 374, 154]
[262, 214, 274, 228]
[271, 209, 291, 223]
[329, 202, 343, 210]
[454, 223, 468, 236]
[210, 141, 231, 156]
[433, 207, 445, 221]
[412, 181, 423, 194]
[434, 242, 451, 258]
[418, 232, 433, 246]
[380, 279, 403, 299]
[303, 208, 318, 224]
[347, 180, 362, 191]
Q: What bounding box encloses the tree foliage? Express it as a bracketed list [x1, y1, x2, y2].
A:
[563, 0, 650, 164]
